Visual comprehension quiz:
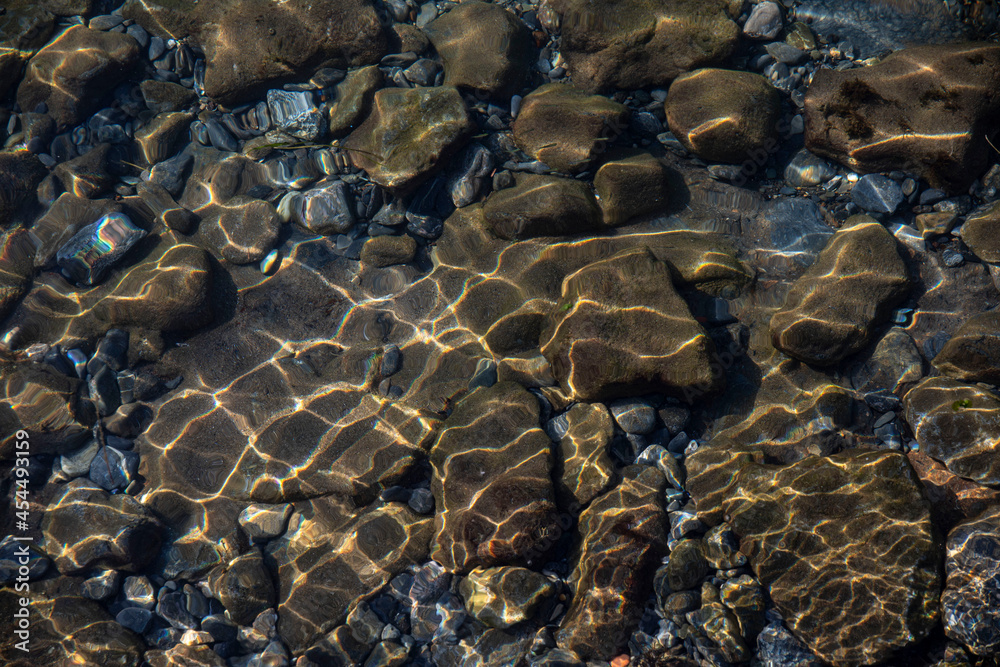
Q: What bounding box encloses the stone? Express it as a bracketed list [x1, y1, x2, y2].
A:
[89, 445, 139, 491]
[424, 1, 533, 98]
[267, 89, 323, 142]
[293, 181, 355, 235]
[482, 173, 601, 240]
[770, 215, 910, 366]
[16, 25, 139, 132]
[0, 150, 47, 227]
[608, 398, 657, 435]
[41, 479, 165, 573]
[207, 548, 275, 625]
[757, 621, 824, 667]
[56, 212, 147, 286]
[695, 583, 751, 663]
[933, 310, 1000, 384]
[915, 211, 958, 239]
[137, 179, 198, 234]
[459, 566, 556, 628]
[964, 202, 1000, 264]
[52, 143, 115, 199]
[447, 143, 496, 208]
[360, 235, 417, 268]
[122, 0, 388, 105]
[942, 504, 1000, 656]
[903, 376, 1000, 487]
[430, 382, 558, 571]
[556, 402, 616, 506]
[784, 149, 837, 187]
[907, 450, 1000, 532]
[593, 151, 672, 226]
[328, 65, 382, 137]
[202, 196, 280, 264]
[743, 1, 783, 40]
[0, 229, 37, 321]
[666, 538, 709, 591]
[850, 174, 904, 214]
[803, 43, 1000, 193]
[140, 79, 197, 114]
[664, 68, 781, 164]
[81, 570, 121, 602]
[547, 0, 740, 92]
[238, 503, 293, 541]
[539, 247, 722, 403]
[135, 111, 193, 166]
[342, 86, 473, 192]
[556, 466, 667, 661]
[149, 150, 193, 197]
[512, 83, 628, 173]
[714, 449, 941, 666]
[145, 644, 226, 667]
[0, 366, 88, 458]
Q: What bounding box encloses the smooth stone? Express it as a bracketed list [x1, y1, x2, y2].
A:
[56, 212, 147, 286]
[140, 80, 197, 115]
[359, 235, 417, 268]
[0, 365, 89, 458]
[664, 68, 781, 164]
[81, 569, 122, 602]
[850, 174, 904, 214]
[765, 42, 807, 65]
[744, 1, 783, 40]
[60, 439, 100, 478]
[52, 143, 115, 199]
[933, 310, 1000, 384]
[608, 398, 657, 435]
[88, 364, 121, 416]
[942, 505, 1000, 656]
[770, 215, 910, 366]
[556, 402, 616, 506]
[784, 148, 836, 187]
[89, 445, 138, 491]
[447, 142, 496, 208]
[293, 180, 355, 235]
[459, 566, 555, 628]
[593, 150, 672, 225]
[123, 575, 157, 609]
[137, 179, 198, 233]
[135, 111, 193, 165]
[482, 173, 601, 240]
[202, 196, 280, 264]
[907, 450, 1000, 532]
[149, 150, 193, 197]
[512, 83, 628, 173]
[961, 201, 1000, 263]
[207, 548, 275, 626]
[328, 65, 382, 137]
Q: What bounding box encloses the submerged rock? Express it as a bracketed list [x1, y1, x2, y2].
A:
[202, 196, 280, 265]
[556, 402, 616, 506]
[56, 213, 147, 286]
[327, 65, 382, 137]
[482, 174, 601, 240]
[942, 505, 1000, 656]
[593, 151, 672, 225]
[267, 89, 323, 142]
[933, 310, 1000, 385]
[459, 566, 556, 629]
[359, 235, 416, 267]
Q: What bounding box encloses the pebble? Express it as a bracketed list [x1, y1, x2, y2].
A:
[56, 212, 147, 286]
[116, 607, 154, 634]
[124, 575, 157, 609]
[609, 398, 657, 434]
[204, 118, 239, 152]
[851, 174, 904, 214]
[942, 248, 965, 267]
[126, 24, 149, 49]
[82, 570, 122, 601]
[267, 89, 323, 142]
[743, 1, 783, 40]
[60, 440, 100, 478]
[766, 42, 807, 65]
[89, 445, 139, 490]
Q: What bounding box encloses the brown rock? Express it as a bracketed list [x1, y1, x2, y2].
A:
[30, 193, 122, 268]
[207, 548, 274, 625]
[548, 0, 739, 92]
[593, 151, 672, 225]
[961, 200, 1000, 263]
[134, 111, 194, 166]
[53, 143, 115, 199]
[770, 215, 910, 366]
[0, 50, 27, 100]
[665, 68, 782, 164]
[0, 364, 88, 460]
[342, 86, 473, 192]
[16, 25, 139, 132]
[136, 179, 198, 234]
[512, 83, 628, 173]
[139, 79, 198, 115]
[0, 149, 46, 227]
[459, 566, 556, 629]
[0, 229, 36, 321]
[556, 402, 616, 506]
[803, 43, 1000, 193]
[327, 65, 382, 137]
[359, 234, 417, 267]
[482, 173, 601, 240]
[907, 450, 1000, 531]
[201, 196, 280, 265]
[146, 644, 226, 667]
[424, 1, 533, 98]
[0, 2, 55, 51]
[540, 247, 722, 403]
[933, 310, 1000, 384]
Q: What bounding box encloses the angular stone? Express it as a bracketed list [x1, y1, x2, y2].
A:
[343, 86, 473, 192]
[267, 89, 322, 142]
[784, 148, 837, 187]
[903, 376, 1000, 487]
[140, 79, 198, 114]
[556, 466, 667, 661]
[53, 143, 115, 199]
[556, 402, 615, 507]
[137, 179, 198, 234]
[459, 566, 556, 629]
[430, 382, 557, 571]
[207, 548, 275, 625]
[359, 235, 417, 268]
[56, 212, 147, 286]
[666, 538, 708, 591]
[717, 449, 941, 666]
[850, 174, 904, 214]
[424, 1, 532, 98]
[328, 65, 382, 137]
[482, 174, 601, 240]
[135, 111, 194, 165]
[0, 150, 46, 227]
[593, 151, 672, 225]
[744, 1, 783, 40]
[16, 25, 139, 132]
[770, 216, 910, 366]
[41, 479, 165, 574]
[547, 0, 740, 92]
[540, 247, 722, 403]
[123, 0, 388, 105]
[202, 196, 280, 264]
[915, 211, 958, 240]
[665, 68, 781, 164]
[238, 503, 293, 541]
[933, 310, 1000, 384]
[907, 450, 1000, 532]
[512, 83, 628, 173]
[961, 201, 1000, 263]
[942, 505, 1000, 656]
[803, 43, 1000, 193]
[0, 229, 37, 321]
[849, 327, 925, 398]
[293, 181, 355, 235]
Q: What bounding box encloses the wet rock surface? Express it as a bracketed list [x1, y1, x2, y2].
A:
[482, 173, 601, 239]
[942, 504, 1000, 656]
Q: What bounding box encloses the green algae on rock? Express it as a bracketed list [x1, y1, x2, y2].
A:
[770, 215, 910, 366]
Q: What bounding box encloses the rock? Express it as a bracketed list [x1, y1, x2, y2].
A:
[770, 215, 910, 366]
[547, 0, 740, 92]
[424, 1, 533, 98]
[0, 2, 55, 51]
[608, 398, 657, 435]
[0, 50, 27, 102]
[743, 1, 783, 40]
[149, 150, 193, 197]
[89, 445, 139, 490]
[0, 229, 37, 321]
[202, 196, 280, 264]
[342, 86, 473, 192]
[849, 327, 925, 397]
[430, 382, 558, 571]
[666, 538, 708, 591]
[30, 195, 121, 270]
[0, 150, 47, 227]
[137, 179, 198, 233]
[482, 174, 601, 240]
[56, 212, 147, 286]
[664, 68, 781, 164]
[122, 0, 388, 105]
[459, 567, 556, 628]
[41, 479, 165, 573]
[962, 201, 1000, 264]
[267, 89, 323, 142]
[140, 79, 198, 114]
[539, 247, 722, 403]
[16, 25, 139, 132]
[903, 376, 1000, 487]
[715, 449, 941, 666]
[146, 644, 227, 667]
[942, 504, 1000, 656]
[327, 65, 382, 137]
[933, 310, 1000, 384]
[695, 583, 751, 663]
[784, 149, 837, 187]
[135, 111, 193, 166]
[238, 503, 293, 541]
[207, 548, 275, 625]
[850, 174, 904, 214]
[0, 365, 88, 459]
[512, 84, 628, 173]
[915, 211, 957, 240]
[593, 151, 672, 225]
[293, 181, 355, 235]
[359, 235, 417, 267]
[803, 43, 1000, 193]
[556, 402, 616, 506]
[556, 466, 667, 660]
[757, 621, 824, 667]
[52, 143, 115, 199]
[447, 143, 496, 208]
[907, 450, 1000, 532]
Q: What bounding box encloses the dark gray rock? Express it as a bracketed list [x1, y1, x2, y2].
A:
[89, 445, 138, 491]
[851, 174, 904, 214]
